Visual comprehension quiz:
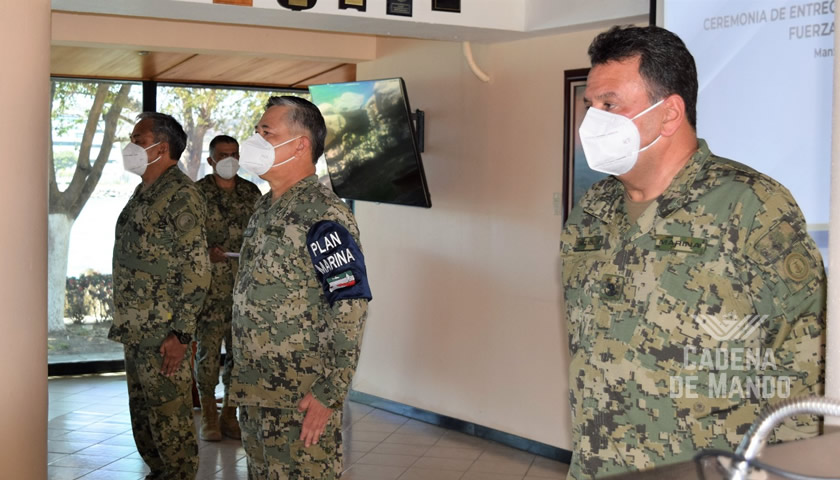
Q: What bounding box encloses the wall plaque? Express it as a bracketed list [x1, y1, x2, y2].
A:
[432, 0, 460, 13]
[277, 0, 317, 11]
[386, 0, 412, 17]
[339, 0, 366, 11]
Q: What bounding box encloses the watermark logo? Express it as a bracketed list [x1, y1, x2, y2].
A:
[695, 313, 767, 341]
[669, 346, 791, 400]
[669, 313, 791, 400]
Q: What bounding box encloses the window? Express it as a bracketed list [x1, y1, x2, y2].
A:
[157, 84, 329, 190]
[48, 79, 142, 364]
[48, 80, 327, 366]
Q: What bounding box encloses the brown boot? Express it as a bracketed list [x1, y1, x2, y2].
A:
[219, 406, 241, 440]
[199, 396, 222, 442]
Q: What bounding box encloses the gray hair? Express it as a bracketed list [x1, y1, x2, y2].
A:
[265, 96, 326, 164]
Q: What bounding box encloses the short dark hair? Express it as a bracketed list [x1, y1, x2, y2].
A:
[588, 25, 698, 129]
[209, 135, 238, 158]
[265, 96, 326, 164]
[136, 112, 188, 160]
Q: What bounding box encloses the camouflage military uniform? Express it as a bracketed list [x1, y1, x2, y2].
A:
[231, 175, 372, 480]
[560, 140, 826, 479]
[194, 174, 261, 404]
[109, 165, 211, 480]
[238, 406, 343, 479]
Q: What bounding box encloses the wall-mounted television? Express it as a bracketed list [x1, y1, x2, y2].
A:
[308, 78, 432, 208]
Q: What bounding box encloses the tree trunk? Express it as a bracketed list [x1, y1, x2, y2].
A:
[47, 213, 74, 332]
[47, 82, 131, 333]
[185, 126, 209, 181]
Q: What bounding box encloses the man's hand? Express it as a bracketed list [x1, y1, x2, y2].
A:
[159, 334, 188, 377]
[209, 246, 227, 263]
[298, 392, 333, 448]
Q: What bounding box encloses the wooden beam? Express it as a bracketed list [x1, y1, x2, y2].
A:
[51, 11, 377, 63]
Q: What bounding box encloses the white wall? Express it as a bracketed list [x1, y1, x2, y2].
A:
[351, 29, 603, 450]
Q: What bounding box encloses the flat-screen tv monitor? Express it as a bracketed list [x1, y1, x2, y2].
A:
[308, 78, 432, 208]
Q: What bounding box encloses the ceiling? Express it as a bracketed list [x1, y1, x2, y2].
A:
[50, 45, 357, 88]
[50, 0, 649, 88]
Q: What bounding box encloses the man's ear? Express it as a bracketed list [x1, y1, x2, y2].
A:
[660, 94, 686, 137]
[158, 141, 171, 160]
[296, 136, 308, 152]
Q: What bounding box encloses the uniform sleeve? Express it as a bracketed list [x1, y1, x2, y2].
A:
[167, 187, 212, 337]
[309, 298, 368, 409]
[743, 184, 826, 439]
[306, 216, 371, 408]
[196, 181, 213, 239]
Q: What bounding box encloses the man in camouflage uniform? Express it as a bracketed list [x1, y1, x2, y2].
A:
[560, 26, 826, 479]
[109, 112, 211, 480]
[194, 135, 261, 441]
[231, 96, 372, 479]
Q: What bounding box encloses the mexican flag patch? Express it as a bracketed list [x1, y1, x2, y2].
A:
[327, 271, 356, 292]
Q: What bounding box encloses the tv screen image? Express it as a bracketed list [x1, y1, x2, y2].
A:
[308, 78, 432, 208]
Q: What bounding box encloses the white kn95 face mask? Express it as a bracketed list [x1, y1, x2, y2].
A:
[121, 141, 161, 176]
[239, 134, 301, 176]
[214, 156, 239, 179]
[578, 100, 663, 176]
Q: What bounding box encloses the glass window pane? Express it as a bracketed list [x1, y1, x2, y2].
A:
[48, 79, 142, 364]
[48, 82, 332, 366]
[156, 85, 330, 191]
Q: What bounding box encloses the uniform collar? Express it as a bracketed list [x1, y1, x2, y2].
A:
[656, 139, 711, 218]
[581, 139, 712, 224]
[580, 177, 625, 225]
[206, 173, 245, 194]
[271, 174, 319, 212]
[133, 165, 180, 200]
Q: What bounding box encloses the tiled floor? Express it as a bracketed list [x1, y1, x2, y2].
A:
[48, 374, 569, 479]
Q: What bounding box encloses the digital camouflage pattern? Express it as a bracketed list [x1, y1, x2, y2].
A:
[109, 165, 211, 479]
[194, 174, 261, 401]
[560, 140, 826, 479]
[239, 405, 343, 480]
[125, 344, 198, 480]
[231, 175, 369, 478]
[109, 165, 211, 347]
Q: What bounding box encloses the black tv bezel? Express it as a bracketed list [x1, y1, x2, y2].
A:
[309, 77, 432, 208]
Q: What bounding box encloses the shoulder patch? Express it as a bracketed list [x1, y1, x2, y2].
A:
[306, 220, 372, 306]
[750, 222, 819, 294]
[783, 251, 811, 282]
[175, 212, 197, 233]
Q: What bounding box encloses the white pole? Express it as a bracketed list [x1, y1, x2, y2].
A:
[825, 3, 840, 427]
